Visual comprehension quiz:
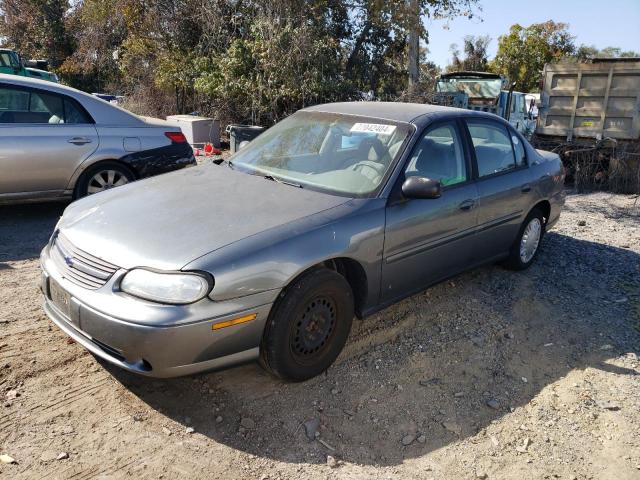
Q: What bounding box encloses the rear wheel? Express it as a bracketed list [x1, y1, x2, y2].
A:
[504, 208, 545, 270]
[260, 268, 354, 381]
[75, 162, 135, 198]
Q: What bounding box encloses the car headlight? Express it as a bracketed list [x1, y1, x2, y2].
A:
[120, 269, 212, 304]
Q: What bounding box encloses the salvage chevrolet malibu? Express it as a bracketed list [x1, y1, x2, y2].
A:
[40, 103, 565, 381]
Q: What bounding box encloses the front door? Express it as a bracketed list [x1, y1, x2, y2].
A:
[0, 83, 98, 195]
[381, 121, 478, 302]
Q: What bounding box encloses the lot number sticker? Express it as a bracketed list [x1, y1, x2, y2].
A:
[350, 123, 397, 135]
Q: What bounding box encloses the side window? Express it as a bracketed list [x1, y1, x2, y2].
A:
[30, 91, 64, 123]
[0, 86, 29, 111]
[511, 131, 526, 167]
[467, 121, 516, 177]
[0, 53, 11, 67]
[0, 53, 19, 69]
[64, 99, 92, 124]
[405, 123, 467, 186]
[0, 86, 92, 124]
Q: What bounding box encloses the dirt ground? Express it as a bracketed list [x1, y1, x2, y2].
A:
[1, 191, 639, 480]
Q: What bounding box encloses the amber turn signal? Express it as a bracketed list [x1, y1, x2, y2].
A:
[212, 313, 257, 330]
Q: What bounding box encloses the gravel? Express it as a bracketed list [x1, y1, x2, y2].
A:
[0, 190, 639, 479]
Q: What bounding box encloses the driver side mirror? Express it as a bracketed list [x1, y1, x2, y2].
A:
[401, 176, 442, 199]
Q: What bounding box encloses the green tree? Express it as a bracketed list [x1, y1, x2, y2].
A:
[447, 35, 490, 72]
[195, 17, 352, 124]
[0, 0, 73, 68]
[57, 0, 127, 91]
[575, 44, 640, 61]
[3, 0, 482, 122]
[491, 21, 576, 92]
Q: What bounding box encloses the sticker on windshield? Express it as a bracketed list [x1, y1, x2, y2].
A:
[512, 135, 520, 145]
[350, 123, 397, 135]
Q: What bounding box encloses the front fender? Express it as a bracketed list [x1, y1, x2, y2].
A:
[184, 199, 386, 309]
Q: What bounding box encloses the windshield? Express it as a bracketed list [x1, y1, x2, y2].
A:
[436, 77, 502, 98]
[229, 111, 412, 197]
[0, 51, 20, 69]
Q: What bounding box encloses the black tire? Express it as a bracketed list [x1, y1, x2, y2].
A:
[503, 208, 546, 271]
[260, 268, 355, 382]
[74, 161, 135, 199]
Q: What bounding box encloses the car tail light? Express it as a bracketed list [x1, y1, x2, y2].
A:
[165, 132, 187, 143]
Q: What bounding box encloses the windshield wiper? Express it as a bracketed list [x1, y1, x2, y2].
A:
[263, 175, 303, 188]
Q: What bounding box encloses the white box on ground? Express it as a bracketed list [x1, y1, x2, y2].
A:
[165, 115, 220, 147]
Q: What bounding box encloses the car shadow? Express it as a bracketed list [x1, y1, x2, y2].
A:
[105, 232, 640, 467]
[0, 202, 66, 265]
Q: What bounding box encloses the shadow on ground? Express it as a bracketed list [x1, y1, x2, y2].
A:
[0, 203, 66, 264]
[105, 232, 640, 466]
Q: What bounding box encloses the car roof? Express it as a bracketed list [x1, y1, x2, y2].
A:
[439, 71, 503, 80]
[302, 101, 505, 125]
[0, 73, 144, 126]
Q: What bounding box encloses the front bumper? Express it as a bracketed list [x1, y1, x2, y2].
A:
[40, 244, 277, 378]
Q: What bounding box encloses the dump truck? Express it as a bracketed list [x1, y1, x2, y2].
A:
[534, 58, 640, 193]
[536, 58, 640, 141]
[0, 48, 59, 83]
[433, 71, 534, 136]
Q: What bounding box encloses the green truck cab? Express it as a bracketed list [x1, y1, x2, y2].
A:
[0, 48, 59, 83]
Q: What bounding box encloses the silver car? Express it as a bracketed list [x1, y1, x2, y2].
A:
[40, 103, 566, 381]
[0, 74, 195, 204]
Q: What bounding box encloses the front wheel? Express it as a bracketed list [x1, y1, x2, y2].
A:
[260, 268, 354, 382]
[504, 208, 545, 270]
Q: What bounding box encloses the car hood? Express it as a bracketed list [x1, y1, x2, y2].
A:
[58, 164, 350, 270]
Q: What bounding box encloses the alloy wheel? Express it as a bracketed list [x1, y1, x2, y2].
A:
[87, 170, 130, 194]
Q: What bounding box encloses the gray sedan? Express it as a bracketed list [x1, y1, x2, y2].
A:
[40, 103, 565, 381]
[0, 74, 195, 204]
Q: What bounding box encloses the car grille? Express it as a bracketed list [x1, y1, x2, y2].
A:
[50, 233, 119, 290]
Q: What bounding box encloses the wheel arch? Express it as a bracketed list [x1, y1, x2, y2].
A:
[71, 159, 138, 198]
[529, 200, 551, 225]
[274, 257, 369, 320]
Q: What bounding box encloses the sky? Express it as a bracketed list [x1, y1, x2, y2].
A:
[424, 0, 640, 68]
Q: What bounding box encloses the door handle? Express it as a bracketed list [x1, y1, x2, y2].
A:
[459, 199, 476, 211]
[521, 184, 532, 193]
[68, 137, 92, 145]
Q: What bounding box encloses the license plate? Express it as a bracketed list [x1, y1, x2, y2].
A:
[49, 279, 71, 319]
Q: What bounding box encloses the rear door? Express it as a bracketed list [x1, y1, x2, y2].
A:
[0, 83, 98, 195]
[382, 121, 479, 302]
[463, 119, 533, 261]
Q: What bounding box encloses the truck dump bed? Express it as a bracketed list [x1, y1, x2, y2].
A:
[536, 60, 640, 141]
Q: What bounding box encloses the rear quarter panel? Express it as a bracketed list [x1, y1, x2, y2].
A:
[530, 147, 566, 226]
[66, 126, 178, 190]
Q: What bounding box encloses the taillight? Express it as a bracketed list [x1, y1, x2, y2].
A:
[165, 132, 187, 143]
